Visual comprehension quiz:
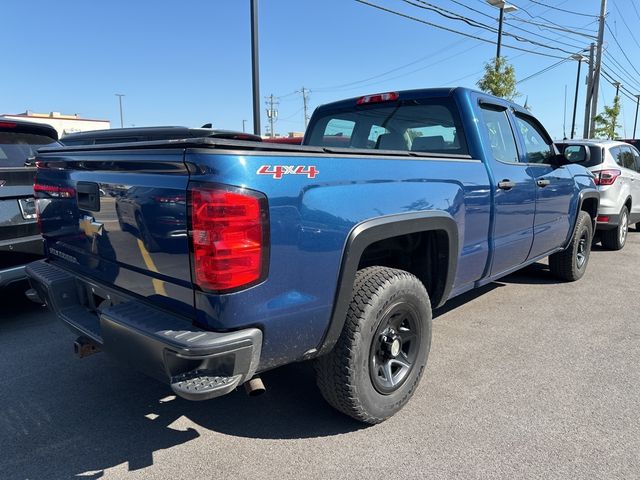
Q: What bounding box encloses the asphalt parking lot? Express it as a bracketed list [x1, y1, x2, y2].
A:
[1, 235, 639, 480]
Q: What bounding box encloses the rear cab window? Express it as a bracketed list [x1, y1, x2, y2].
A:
[305, 97, 469, 156]
[0, 131, 60, 167]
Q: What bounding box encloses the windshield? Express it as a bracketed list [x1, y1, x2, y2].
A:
[0, 132, 60, 167]
[305, 98, 468, 156]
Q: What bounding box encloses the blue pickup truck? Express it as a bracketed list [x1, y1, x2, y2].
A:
[27, 87, 598, 423]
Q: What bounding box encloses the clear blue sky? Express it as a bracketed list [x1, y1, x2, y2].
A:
[3, 0, 640, 139]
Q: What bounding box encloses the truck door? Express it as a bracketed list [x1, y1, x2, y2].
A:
[478, 103, 536, 276]
[512, 113, 575, 259]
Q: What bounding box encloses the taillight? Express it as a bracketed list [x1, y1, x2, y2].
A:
[356, 91, 399, 105]
[0, 121, 17, 128]
[33, 183, 76, 198]
[593, 169, 621, 186]
[188, 183, 269, 292]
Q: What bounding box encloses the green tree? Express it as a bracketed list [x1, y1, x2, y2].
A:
[477, 57, 518, 101]
[593, 95, 621, 139]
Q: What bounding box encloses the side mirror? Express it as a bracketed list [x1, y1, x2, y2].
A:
[562, 144, 589, 164]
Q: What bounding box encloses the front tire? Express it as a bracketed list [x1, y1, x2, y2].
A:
[601, 206, 629, 250]
[549, 210, 593, 281]
[314, 267, 432, 424]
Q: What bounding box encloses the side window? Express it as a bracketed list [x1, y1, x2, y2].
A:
[631, 146, 640, 172]
[515, 115, 553, 164]
[479, 107, 519, 163]
[323, 119, 355, 147]
[611, 146, 623, 166]
[620, 146, 636, 171]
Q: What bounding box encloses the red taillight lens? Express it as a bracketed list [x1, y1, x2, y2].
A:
[356, 91, 399, 105]
[0, 121, 17, 128]
[188, 184, 269, 292]
[593, 169, 621, 186]
[34, 183, 76, 198]
[597, 215, 610, 223]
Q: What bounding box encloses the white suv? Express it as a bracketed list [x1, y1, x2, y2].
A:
[558, 140, 640, 250]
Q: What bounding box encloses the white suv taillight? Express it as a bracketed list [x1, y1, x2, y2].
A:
[593, 169, 621, 186]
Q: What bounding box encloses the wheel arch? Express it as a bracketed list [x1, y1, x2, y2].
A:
[316, 211, 458, 356]
[567, 189, 599, 247]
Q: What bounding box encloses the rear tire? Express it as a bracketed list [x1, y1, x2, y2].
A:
[549, 210, 593, 282]
[601, 206, 629, 250]
[314, 266, 432, 424]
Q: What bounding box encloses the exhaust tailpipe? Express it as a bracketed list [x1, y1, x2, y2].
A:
[74, 336, 101, 358]
[244, 376, 266, 397]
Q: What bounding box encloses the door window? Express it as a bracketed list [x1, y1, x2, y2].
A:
[479, 107, 519, 163]
[515, 115, 553, 164]
[619, 146, 636, 171]
[630, 146, 640, 172]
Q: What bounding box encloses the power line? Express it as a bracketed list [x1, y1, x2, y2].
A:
[602, 54, 640, 91]
[354, 0, 566, 59]
[399, 0, 586, 56]
[517, 58, 569, 84]
[524, 0, 598, 18]
[629, 0, 640, 21]
[611, 0, 640, 49]
[505, 17, 598, 39]
[605, 22, 640, 77]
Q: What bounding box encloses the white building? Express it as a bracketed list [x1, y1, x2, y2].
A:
[1, 111, 110, 138]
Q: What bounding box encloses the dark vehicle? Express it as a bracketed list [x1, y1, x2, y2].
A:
[262, 136, 304, 145]
[621, 139, 640, 151]
[0, 118, 60, 287]
[28, 88, 598, 423]
[60, 126, 262, 146]
[115, 186, 186, 252]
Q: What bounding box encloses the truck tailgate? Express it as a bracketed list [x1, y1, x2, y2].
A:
[34, 149, 195, 319]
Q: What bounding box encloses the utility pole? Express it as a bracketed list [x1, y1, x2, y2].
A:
[299, 87, 311, 129]
[589, 0, 608, 137]
[250, 0, 261, 136]
[115, 94, 125, 128]
[570, 54, 584, 139]
[242, 119, 247, 133]
[583, 43, 596, 138]
[633, 95, 640, 139]
[265, 94, 279, 138]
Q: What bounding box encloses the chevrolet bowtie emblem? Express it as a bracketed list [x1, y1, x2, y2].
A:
[79, 216, 103, 237]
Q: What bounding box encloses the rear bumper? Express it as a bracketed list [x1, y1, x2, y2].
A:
[25, 259, 262, 401]
[596, 213, 620, 230]
[0, 235, 44, 286]
[0, 265, 27, 287]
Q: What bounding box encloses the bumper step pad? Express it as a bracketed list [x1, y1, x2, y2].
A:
[171, 370, 242, 401]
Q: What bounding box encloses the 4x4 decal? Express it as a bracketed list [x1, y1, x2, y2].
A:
[257, 165, 319, 179]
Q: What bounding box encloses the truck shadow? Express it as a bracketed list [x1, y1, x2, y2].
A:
[1, 256, 580, 479]
[1, 294, 364, 479]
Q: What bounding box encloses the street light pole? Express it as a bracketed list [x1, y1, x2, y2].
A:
[486, 0, 517, 62]
[633, 95, 640, 139]
[496, 6, 504, 60]
[570, 54, 584, 139]
[250, 0, 261, 136]
[115, 94, 125, 128]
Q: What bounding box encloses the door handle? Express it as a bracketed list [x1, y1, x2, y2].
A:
[498, 180, 516, 190]
[536, 179, 551, 187]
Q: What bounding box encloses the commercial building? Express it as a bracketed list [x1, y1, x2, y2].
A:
[1, 111, 110, 138]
